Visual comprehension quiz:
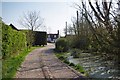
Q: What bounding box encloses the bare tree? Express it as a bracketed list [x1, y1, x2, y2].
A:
[19, 11, 44, 47]
[88, 0, 112, 32]
[19, 11, 44, 31]
[64, 24, 74, 35]
[79, 0, 120, 54]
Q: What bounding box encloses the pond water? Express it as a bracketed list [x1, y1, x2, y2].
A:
[67, 53, 120, 79]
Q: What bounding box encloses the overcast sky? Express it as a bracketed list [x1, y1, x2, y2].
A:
[2, 0, 81, 36]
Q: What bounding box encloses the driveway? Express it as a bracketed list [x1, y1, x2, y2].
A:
[16, 43, 83, 79]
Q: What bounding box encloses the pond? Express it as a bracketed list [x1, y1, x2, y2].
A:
[67, 52, 120, 79]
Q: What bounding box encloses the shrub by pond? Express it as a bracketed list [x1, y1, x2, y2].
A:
[55, 38, 69, 52]
[69, 63, 75, 67]
[63, 59, 70, 64]
[70, 49, 82, 58]
[75, 64, 85, 74]
[55, 52, 87, 76]
[58, 55, 65, 60]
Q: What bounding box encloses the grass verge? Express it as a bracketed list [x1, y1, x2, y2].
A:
[2, 46, 42, 79]
[55, 52, 88, 76]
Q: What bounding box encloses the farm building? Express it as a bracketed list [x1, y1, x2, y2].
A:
[33, 31, 47, 46]
[9, 24, 47, 46]
[47, 30, 59, 43]
[9, 24, 19, 31]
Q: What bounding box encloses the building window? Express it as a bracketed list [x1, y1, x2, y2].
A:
[54, 35, 56, 38]
[48, 35, 50, 38]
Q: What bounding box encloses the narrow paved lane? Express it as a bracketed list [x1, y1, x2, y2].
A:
[16, 43, 83, 79]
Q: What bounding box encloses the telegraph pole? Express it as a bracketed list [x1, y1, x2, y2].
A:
[77, 11, 79, 35]
[65, 21, 67, 36]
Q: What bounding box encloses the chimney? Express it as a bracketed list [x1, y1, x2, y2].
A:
[65, 22, 67, 36]
[57, 30, 59, 35]
[57, 30, 60, 38]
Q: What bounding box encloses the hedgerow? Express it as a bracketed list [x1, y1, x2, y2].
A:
[2, 23, 26, 59]
[55, 38, 69, 52]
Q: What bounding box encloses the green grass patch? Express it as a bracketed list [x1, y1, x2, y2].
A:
[63, 59, 70, 64]
[55, 52, 65, 58]
[69, 63, 75, 67]
[74, 64, 85, 74]
[55, 52, 87, 76]
[2, 46, 42, 79]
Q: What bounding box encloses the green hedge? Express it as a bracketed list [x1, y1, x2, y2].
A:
[55, 38, 68, 52]
[20, 30, 33, 48]
[2, 23, 26, 59]
[33, 31, 47, 46]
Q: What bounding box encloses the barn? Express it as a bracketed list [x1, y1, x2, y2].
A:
[9, 24, 47, 46]
[33, 31, 47, 46]
[47, 30, 59, 43]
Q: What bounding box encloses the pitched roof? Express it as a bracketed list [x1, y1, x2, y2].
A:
[9, 24, 19, 31]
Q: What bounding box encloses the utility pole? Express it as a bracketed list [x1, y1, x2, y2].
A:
[82, 8, 83, 36]
[65, 21, 67, 36]
[77, 11, 79, 35]
[57, 30, 60, 38]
